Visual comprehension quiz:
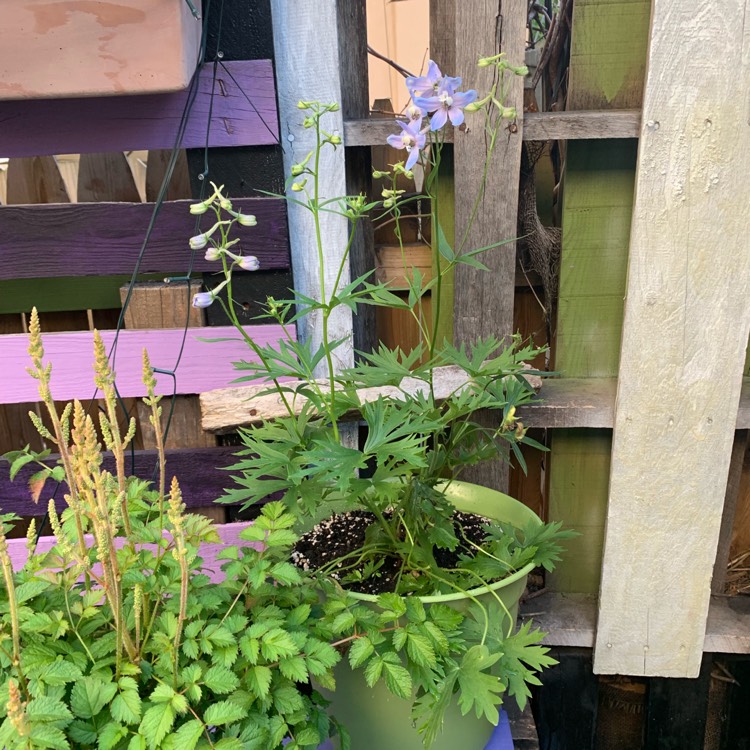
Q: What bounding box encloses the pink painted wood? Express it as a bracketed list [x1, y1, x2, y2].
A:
[5, 523, 260, 582]
[0, 198, 289, 280]
[0, 60, 279, 158]
[0, 325, 291, 404]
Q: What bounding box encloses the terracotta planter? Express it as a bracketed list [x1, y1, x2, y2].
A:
[0, 1, 202, 100]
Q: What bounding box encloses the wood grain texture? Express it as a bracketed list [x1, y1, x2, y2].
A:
[77, 153, 140, 203]
[453, 0, 526, 493]
[549, 0, 648, 594]
[594, 0, 750, 678]
[0, 198, 289, 280]
[1, 325, 291, 404]
[5, 157, 70, 204]
[343, 110, 641, 146]
[1, 447, 240, 517]
[200, 365, 542, 433]
[271, 0, 354, 378]
[520, 593, 750, 654]
[337, 0, 377, 357]
[0, 61, 279, 158]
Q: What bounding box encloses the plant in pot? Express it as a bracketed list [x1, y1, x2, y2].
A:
[0, 314, 350, 750]
[193, 55, 575, 749]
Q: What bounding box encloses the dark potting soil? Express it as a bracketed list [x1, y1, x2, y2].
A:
[291, 510, 493, 595]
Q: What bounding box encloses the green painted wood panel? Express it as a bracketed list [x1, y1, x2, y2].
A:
[1, 275, 169, 314]
[549, 0, 649, 594]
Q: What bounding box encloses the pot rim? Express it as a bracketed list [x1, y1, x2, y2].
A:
[346, 479, 542, 604]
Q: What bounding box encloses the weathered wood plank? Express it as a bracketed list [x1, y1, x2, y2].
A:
[1, 324, 290, 404]
[200, 366, 543, 433]
[342, 110, 642, 146]
[520, 593, 750, 654]
[1, 447, 240, 517]
[0, 198, 289, 280]
[271, 1, 354, 376]
[549, 0, 649, 594]
[199, 375, 750, 433]
[594, 0, 750, 678]
[0, 61, 279, 158]
[453, 0, 526, 493]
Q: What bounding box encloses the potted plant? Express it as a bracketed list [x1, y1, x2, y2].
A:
[193, 55, 575, 748]
[0, 315, 349, 750]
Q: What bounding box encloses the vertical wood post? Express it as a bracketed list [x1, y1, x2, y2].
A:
[270, 0, 354, 376]
[595, 0, 750, 677]
[453, 0, 526, 492]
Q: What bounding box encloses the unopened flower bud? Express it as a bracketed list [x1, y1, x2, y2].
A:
[236, 213, 257, 226]
[238, 255, 260, 271]
[513, 65, 529, 76]
[464, 101, 482, 113]
[189, 202, 209, 215]
[220, 197, 233, 211]
[303, 117, 315, 128]
[477, 56, 494, 68]
[502, 106, 517, 120]
[291, 164, 305, 176]
[192, 292, 214, 308]
[329, 134, 342, 145]
[204, 247, 221, 262]
[372, 170, 387, 179]
[291, 181, 306, 192]
[189, 234, 209, 250]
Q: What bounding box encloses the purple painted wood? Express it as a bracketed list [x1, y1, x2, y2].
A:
[0, 61, 279, 157]
[1, 447, 242, 517]
[1, 324, 292, 404]
[6, 522, 260, 579]
[0, 198, 289, 280]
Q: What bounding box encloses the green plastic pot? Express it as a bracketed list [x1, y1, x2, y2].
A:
[327, 481, 542, 750]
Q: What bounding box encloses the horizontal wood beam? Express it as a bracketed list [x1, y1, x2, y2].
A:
[0, 61, 279, 158]
[200, 375, 750, 433]
[1, 447, 241, 517]
[342, 110, 641, 147]
[519, 593, 750, 654]
[1, 325, 290, 404]
[200, 367, 544, 433]
[5, 521, 255, 578]
[0, 198, 289, 280]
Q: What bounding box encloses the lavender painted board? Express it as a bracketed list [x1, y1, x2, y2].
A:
[1, 447, 241, 517]
[0, 324, 292, 404]
[0, 61, 279, 158]
[0, 198, 289, 280]
[5, 522, 259, 578]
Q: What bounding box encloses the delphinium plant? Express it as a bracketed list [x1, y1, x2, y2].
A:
[0, 311, 348, 750]
[191, 56, 575, 746]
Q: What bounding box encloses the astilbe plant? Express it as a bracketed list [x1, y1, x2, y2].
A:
[190, 56, 575, 745]
[0, 310, 348, 750]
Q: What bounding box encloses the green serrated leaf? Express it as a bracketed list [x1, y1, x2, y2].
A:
[111, 687, 141, 725]
[247, 665, 272, 700]
[71, 677, 117, 719]
[348, 637, 374, 669]
[140, 703, 175, 750]
[98, 721, 127, 750]
[279, 655, 308, 683]
[203, 665, 239, 695]
[26, 695, 74, 724]
[28, 723, 70, 750]
[203, 701, 247, 726]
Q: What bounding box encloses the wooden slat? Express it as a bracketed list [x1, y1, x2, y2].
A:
[0, 198, 289, 280]
[549, 0, 650, 595]
[520, 593, 750, 655]
[4, 521, 256, 577]
[200, 366, 543, 433]
[342, 110, 642, 146]
[453, 0, 526, 493]
[0, 447, 240, 517]
[1, 324, 290, 404]
[0, 61, 279, 158]
[5, 157, 70, 204]
[199, 375, 750, 433]
[270, 1, 354, 378]
[595, 0, 750, 678]
[0, 275, 168, 314]
[77, 153, 140, 203]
